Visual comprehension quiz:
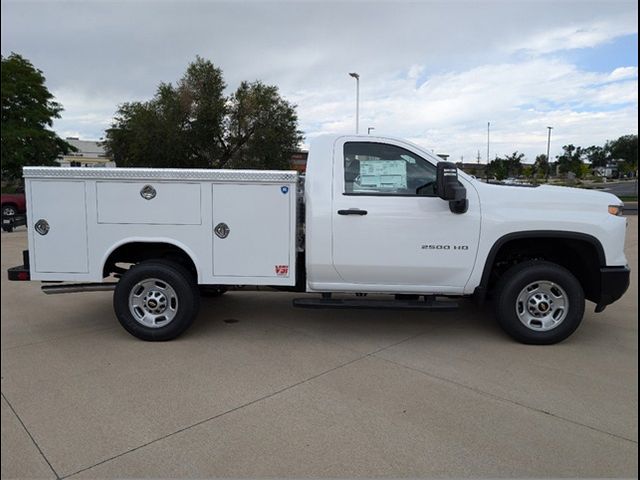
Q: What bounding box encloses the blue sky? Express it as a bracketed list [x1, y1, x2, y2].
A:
[567, 34, 638, 73]
[1, 0, 637, 162]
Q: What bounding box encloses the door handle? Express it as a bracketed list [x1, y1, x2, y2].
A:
[337, 209, 368, 216]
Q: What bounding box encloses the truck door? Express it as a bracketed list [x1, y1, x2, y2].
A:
[331, 138, 480, 291]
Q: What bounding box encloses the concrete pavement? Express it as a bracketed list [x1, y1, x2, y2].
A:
[1, 218, 637, 478]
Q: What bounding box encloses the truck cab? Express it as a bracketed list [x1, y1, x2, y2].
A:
[306, 135, 480, 295]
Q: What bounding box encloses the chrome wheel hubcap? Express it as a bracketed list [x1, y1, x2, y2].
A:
[516, 280, 569, 331]
[129, 278, 178, 328]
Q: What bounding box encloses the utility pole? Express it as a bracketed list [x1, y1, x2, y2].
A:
[546, 126, 553, 182]
[349, 73, 360, 134]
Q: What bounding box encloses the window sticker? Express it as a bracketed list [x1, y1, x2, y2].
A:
[357, 160, 407, 190]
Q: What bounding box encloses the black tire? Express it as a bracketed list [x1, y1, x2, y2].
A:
[114, 260, 200, 341]
[199, 285, 228, 297]
[2, 204, 17, 217]
[494, 260, 585, 345]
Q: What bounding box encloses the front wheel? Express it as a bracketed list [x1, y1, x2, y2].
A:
[114, 260, 200, 341]
[494, 260, 585, 344]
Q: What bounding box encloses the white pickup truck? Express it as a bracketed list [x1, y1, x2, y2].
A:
[8, 134, 630, 344]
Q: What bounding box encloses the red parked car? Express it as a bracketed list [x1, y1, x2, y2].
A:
[1, 192, 26, 217]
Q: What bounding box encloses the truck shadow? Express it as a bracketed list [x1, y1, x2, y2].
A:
[193, 291, 505, 345]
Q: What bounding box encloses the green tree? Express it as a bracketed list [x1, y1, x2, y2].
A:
[487, 157, 507, 180]
[533, 154, 549, 179]
[488, 151, 525, 180]
[584, 145, 608, 168]
[1, 53, 74, 180]
[503, 151, 525, 177]
[557, 144, 586, 178]
[105, 57, 302, 169]
[579, 163, 591, 178]
[606, 134, 638, 175]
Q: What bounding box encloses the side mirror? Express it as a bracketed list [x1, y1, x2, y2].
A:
[436, 162, 468, 214]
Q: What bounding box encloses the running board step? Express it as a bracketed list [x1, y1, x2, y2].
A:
[42, 283, 116, 294]
[292, 297, 458, 311]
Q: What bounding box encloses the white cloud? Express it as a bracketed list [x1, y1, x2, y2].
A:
[508, 16, 637, 55]
[609, 66, 639, 82]
[292, 58, 638, 161]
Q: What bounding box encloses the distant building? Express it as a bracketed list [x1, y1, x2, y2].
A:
[593, 160, 624, 179]
[290, 151, 309, 172]
[58, 138, 115, 167]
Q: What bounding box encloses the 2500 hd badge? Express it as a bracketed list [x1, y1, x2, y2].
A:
[421, 244, 469, 250]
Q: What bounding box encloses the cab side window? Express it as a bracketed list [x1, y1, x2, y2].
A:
[344, 142, 437, 196]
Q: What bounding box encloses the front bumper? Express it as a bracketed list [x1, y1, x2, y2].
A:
[594, 266, 630, 312]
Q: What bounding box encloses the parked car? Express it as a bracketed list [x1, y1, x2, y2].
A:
[1, 191, 26, 217]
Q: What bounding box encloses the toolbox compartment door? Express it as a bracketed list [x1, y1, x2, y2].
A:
[212, 183, 293, 279]
[29, 180, 89, 273]
[96, 182, 201, 225]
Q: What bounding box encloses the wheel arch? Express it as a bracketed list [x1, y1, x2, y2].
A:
[475, 231, 605, 304]
[102, 238, 200, 282]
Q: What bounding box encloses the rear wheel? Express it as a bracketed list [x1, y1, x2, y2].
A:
[114, 260, 200, 341]
[495, 260, 585, 344]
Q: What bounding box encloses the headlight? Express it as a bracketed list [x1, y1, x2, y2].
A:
[608, 205, 623, 216]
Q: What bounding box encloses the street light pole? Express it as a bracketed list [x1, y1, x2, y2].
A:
[349, 72, 360, 134]
[367, 127, 375, 135]
[486, 122, 490, 183]
[546, 126, 553, 181]
[487, 121, 490, 163]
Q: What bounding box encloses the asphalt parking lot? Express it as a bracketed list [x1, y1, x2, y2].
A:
[1, 219, 637, 479]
